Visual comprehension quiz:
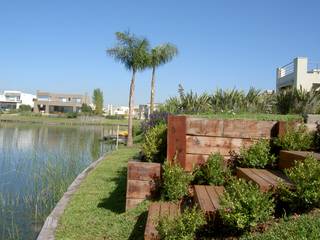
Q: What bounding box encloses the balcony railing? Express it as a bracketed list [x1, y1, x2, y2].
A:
[279, 61, 294, 78]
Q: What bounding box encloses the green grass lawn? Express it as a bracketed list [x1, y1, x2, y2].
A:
[55, 146, 149, 240]
[0, 113, 139, 126]
[184, 113, 303, 121]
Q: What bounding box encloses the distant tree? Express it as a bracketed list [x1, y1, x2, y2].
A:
[107, 31, 150, 146]
[92, 88, 104, 115]
[81, 103, 92, 114]
[148, 44, 178, 113]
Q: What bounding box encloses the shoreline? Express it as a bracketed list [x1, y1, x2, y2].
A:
[36, 153, 109, 240]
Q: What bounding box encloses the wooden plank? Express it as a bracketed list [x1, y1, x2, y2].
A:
[144, 203, 160, 240]
[167, 115, 187, 168]
[267, 170, 294, 188]
[237, 168, 270, 192]
[168, 202, 180, 218]
[126, 180, 156, 199]
[194, 185, 215, 213]
[279, 150, 320, 169]
[223, 120, 277, 139]
[126, 198, 144, 211]
[184, 154, 209, 172]
[206, 186, 223, 210]
[186, 118, 277, 139]
[251, 169, 278, 187]
[186, 136, 254, 155]
[127, 161, 161, 181]
[186, 118, 224, 136]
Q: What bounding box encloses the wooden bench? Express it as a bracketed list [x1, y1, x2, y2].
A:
[144, 202, 180, 240]
[237, 168, 293, 192]
[279, 150, 320, 169]
[193, 185, 225, 220]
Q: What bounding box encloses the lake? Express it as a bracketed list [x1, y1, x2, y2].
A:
[0, 123, 115, 240]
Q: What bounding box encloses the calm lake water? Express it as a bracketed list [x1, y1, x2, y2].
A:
[0, 123, 115, 240]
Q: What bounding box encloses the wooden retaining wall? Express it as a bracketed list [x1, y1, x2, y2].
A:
[126, 161, 161, 210]
[167, 115, 291, 171]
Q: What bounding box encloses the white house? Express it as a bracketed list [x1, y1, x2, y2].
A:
[0, 90, 36, 110]
[276, 57, 320, 92]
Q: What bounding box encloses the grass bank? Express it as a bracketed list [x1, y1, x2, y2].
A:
[184, 113, 303, 121]
[0, 114, 140, 126]
[55, 146, 148, 240]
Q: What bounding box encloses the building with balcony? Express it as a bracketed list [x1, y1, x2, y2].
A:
[33, 91, 89, 113]
[0, 90, 36, 110]
[276, 57, 320, 92]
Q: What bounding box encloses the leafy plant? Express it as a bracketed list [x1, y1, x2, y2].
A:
[278, 155, 320, 210]
[66, 112, 78, 118]
[193, 152, 230, 185]
[19, 104, 32, 112]
[313, 122, 320, 151]
[157, 206, 206, 240]
[162, 160, 193, 201]
[219, 178, 275, 231]
[238, 139, 276, 168]
[274, 124, 313, 151]
[141, 123, 167, 163]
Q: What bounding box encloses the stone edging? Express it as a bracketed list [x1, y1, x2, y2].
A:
[36, 154, 108, 240]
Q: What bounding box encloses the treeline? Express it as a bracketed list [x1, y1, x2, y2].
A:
[160, 85, 320, 115]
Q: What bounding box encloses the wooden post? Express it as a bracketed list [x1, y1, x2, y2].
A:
[116, 124, 119, 149]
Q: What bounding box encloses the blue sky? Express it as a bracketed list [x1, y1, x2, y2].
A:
[0, 0, 319, 105]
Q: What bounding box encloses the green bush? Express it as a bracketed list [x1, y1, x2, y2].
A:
[193, 152, 230, 185]
[238, 139, 276, 168]
[274, 124, 313, 151]
[278, 155, 320, 210]
[141, 123, 167, 163]
[242, 209, 320, 240]
[219, 178, 275, 231]
[66, 112, 78, 118]
[157, 206, 206, 240]
[314, 122, 320, 151]
[162, 160, 193, 201]
[19, 104, 32, 112]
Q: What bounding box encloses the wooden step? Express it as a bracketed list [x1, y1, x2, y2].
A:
[193, 185, 225, 220]
[279, 150, 320, 169]
[237, 168, 293, 192]
[144, 202, 180, 240]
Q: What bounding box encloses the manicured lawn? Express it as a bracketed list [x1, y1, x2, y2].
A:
[55, 146, 149, 240]
[185, 113, 303, 121]
[243, 209, 320, 240]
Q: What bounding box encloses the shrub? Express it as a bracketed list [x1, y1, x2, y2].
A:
[193, 152, 230, 185]
[66, 112, 78, 118]
[274, 124, 313, 151]
[242, 209, 320, 240]
[162, 160, 193, 201]
[157, 206, 206, 240]
[141, 111, 168, 133]
[238, 139, 276, 168]
[278, 155, 320, 210]
[19, 104, 32, 112]
[141, 123, 167, 163]
[219, 178, 275, 231]
[313, 122, 320, 151]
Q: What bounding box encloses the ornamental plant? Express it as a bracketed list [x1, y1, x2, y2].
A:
[278, 155, 320, 210]
[193, 152, 231, 186]
[141, 123, 167, 163]
[219, 178, 275, 231]
[162, 160, 193, 201]
[238, 139, 276, 168]
[157, 206, 206, 240]
[274, 124, 313, 151]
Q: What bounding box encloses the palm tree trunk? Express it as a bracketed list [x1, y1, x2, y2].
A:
[150, 66, 156, 114]
[127, 69, 136, 147]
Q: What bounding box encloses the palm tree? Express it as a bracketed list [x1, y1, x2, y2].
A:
[107, 31, 150, 146]
[148, 44, 178, 113]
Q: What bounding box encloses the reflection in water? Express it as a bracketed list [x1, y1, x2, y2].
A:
[0, 123, 114, 240]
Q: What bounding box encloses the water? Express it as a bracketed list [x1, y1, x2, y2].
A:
[0, 123, 115, 240]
